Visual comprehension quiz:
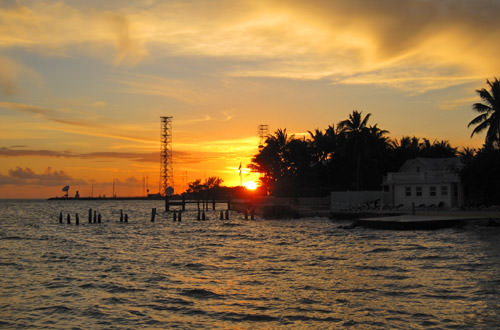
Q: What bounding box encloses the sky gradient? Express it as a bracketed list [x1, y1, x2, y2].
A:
[1, 0, 498, 198]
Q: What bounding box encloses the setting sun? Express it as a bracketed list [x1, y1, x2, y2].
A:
[243, 181, 258, 190]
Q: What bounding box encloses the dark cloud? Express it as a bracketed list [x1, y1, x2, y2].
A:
[0, 146, 209, 164]
[291, 0, 500, 59]
[0, 167, 86, 186]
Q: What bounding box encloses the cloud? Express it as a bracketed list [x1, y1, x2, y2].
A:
[0, 146, 157, 162]
[439, 96, 479, 111]
[0, 2, 147, 64]
[116, 73, 212, 105]
[105, 12, 148, 65]
[2, 0, 498, 92]
[0, 56, 20, 95]
[0, 102, 154, 143]
[0, 167, 86, 186]
[0, 146, 238, 165]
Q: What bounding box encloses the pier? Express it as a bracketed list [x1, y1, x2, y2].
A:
[355, 214, 500, 230]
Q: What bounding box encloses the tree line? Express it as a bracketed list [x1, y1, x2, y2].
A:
[182, 78, 500, 206]
[249, 78, 500, 205]
[249, 111, 457, 197]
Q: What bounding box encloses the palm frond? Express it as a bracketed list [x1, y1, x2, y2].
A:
[468, 113, 488, 127]
[476, 88, 495, 107]
[472, 103, 492, 113]
[470, 120, 490, 137]
[360, 112, 372, 128]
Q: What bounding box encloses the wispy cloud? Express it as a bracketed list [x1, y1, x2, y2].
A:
[0, 102, 154, 143]
[114, 72, 213, 105]
[439, 96, 479, 111]
[1, 1, 499, 92]
[0, 145, 248, 165]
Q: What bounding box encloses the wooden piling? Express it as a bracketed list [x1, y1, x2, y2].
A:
[244, 209, 248, 220]
[120, 209, 123, 222]
[151, 208, 156, 222]
[93, 211, 97, 223]
[88, 208, 92, 223]
[173, 211, 177, 221]
[225, 209, 229, 220]
[250, 208, 255, 220]
[97, 213, 101, 223]
[197, 210, 201, 220]
[202, 211, 206, 220]
[178, 211, 182, 222]
[165, 195, 170, 212]
[59, 212, 63, 224]
[67, 214, 71, 224]
[124, 214, 128, 222]
[220, 210, 224, 220]
[212, 199, 216, 210]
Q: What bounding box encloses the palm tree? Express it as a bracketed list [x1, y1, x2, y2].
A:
[337, 110, 372, 190]
[337, 110, 371, 134]
[468, 78, 500, 149]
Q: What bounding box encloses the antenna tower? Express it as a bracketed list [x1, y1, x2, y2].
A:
[160, 116, 173, 196]
[258, 124, 269, 149]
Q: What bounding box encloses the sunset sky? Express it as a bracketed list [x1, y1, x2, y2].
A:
[1, 0, 499, 198]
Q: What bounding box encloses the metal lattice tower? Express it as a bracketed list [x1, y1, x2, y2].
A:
[258, 124, 269, 149]
[160, 116, 173, 196]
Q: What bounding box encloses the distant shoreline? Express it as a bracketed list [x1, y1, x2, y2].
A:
[48, 196, 166, 201]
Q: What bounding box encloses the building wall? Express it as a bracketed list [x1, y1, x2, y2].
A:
[394, 183, 452, 208]
[330, 191, 390, 211]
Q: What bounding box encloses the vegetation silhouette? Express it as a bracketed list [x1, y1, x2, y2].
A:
[250, 110, 456, 197]
[248, 77, 500, 205]
[460, 77, 500, 206]
[468, 78, 500, 150]
[185, 78, 500, 206]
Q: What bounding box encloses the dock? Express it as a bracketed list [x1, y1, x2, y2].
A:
[355, 214, 500, 230]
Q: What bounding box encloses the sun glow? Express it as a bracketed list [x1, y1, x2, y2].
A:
[243, 181, 258, 190]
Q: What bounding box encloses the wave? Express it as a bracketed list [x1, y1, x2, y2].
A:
[179, 288, 223, 299]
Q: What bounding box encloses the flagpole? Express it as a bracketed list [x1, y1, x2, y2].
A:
[239, 162, 242, 186]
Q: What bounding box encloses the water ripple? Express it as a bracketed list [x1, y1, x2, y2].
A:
[1, 199, 500, 329]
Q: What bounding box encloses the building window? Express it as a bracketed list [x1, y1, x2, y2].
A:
[430, 186, 436, 196]
[416, 186, 422, 197]
[441, 186, 448, 196]
[405, 187, 411, 196]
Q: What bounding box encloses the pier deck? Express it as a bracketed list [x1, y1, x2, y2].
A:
[355, 214, 498, 230]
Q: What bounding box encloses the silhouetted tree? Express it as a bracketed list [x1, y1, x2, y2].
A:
[186, 176, 223, 198]
[250, 129, 296, 194]
[337, 110, 373, 190]
[461, 148, 500, 205]
[458, 147, 477, 163]
[250, 112, 461, 197]
[468, 78, 500, 149]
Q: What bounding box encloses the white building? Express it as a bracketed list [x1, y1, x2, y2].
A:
[382, 157, 463, 209]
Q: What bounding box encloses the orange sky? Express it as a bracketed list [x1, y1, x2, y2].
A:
[0, 0, 497, 198]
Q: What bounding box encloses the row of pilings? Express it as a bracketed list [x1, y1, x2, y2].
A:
[58, 208, 130, 225]
[57, 207, 258, 224]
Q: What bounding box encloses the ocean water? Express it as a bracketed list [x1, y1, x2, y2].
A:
[1, 199, 500, 329]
